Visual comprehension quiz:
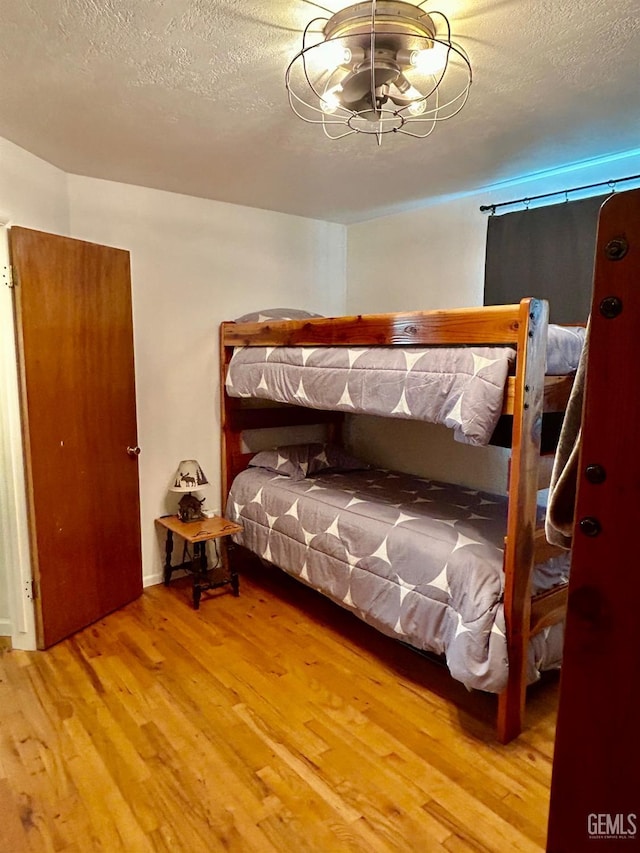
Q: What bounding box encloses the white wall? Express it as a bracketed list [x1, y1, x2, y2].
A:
[0, 138, 71, 646]
[67, 175, 347, 586]
[346, 149, 640, 492]
[348, 194, 486, 314]
[0, 137, 71, 231]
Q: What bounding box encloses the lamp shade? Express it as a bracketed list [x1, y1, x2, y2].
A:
[169, 460, 209, 493]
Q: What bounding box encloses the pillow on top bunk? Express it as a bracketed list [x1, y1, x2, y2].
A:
[546, 324, 586, 375]
[248, 442, 368, 480]
[234, 308, 325, 323]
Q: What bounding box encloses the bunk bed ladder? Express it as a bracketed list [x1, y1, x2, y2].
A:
[547, 188, 640, 850]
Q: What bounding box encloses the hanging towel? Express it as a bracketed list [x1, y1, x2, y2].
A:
[545, 321, 590, 549]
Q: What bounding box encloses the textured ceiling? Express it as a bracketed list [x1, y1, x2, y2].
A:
[1, 0, 639, 223]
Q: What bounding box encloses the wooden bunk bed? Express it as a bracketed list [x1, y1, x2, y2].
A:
[219, 298, 578, 743]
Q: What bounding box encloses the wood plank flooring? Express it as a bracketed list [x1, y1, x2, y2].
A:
[0, 559, 558, 853]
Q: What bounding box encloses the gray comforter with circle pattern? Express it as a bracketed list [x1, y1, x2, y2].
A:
[227, 466, 569, 692]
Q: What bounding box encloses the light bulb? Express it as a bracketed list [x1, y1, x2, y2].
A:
[318, 41, 352, 71]
[407, 98, 427, 116]
[320, 84, 344, 114]
[410, 42, 448, 75]
[401, 83, 423, 101]
[389, 76, 427, 114]
[402, 83, 427, 115]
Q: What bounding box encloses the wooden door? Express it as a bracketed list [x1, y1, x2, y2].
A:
[10, 227, 142, 649]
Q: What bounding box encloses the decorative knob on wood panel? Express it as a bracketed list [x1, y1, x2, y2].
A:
[127, 446, 141, 456]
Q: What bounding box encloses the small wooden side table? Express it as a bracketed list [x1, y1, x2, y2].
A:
[155, 515, 243, 609]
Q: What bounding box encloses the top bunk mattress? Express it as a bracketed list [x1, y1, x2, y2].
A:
[225, 324, 585, 446]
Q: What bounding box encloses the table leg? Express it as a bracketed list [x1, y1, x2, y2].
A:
[192, 540, 208, 609]
[163, 530, 174, 585]
[222, 539, 239, 597]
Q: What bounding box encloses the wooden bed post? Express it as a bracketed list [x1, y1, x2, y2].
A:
[498, 297, 549, 743]
[219, 325, 239, 514]
[547, 189, 640, 851]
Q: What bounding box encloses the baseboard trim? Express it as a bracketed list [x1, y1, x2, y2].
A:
[143, 571, 163, 588]
[0, 617, 12, 638]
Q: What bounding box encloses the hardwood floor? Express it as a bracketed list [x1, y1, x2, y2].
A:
[0, 559, 558, 853]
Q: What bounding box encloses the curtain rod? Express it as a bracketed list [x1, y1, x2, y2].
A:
[479, 172, 640, 214]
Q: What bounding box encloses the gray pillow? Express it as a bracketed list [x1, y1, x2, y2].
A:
[546, 324, 586, 375]
[248, 443, 368, 481]
[234, 308, 324, 323]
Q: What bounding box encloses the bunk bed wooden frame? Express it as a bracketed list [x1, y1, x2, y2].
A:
[220, 297, 574, 743]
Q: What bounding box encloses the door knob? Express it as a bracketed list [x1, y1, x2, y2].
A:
[127, 445, 141, 456]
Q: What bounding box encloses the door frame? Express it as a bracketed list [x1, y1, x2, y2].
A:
[0, 225, 36, 650]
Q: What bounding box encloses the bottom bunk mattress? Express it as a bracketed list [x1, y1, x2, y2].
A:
[226, 466, 569, 693]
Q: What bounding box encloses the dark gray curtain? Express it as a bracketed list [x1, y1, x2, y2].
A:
[484, 194, 608, 324]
